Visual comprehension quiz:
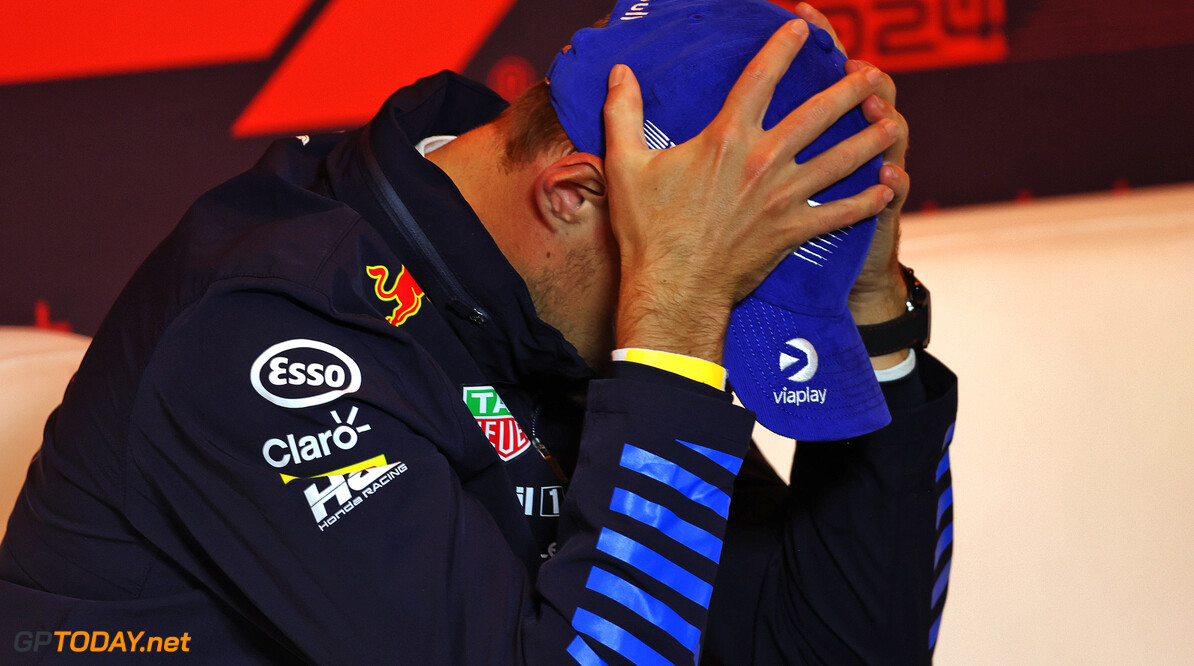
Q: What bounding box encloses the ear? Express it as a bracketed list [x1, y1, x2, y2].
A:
[533, 152, 607, 231]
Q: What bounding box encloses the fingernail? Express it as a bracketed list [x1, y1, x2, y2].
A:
[609, 64, 626, 87]
[790, 19, 808, 36]
[882, 187, 895, 203]
[866, 68, 882, 85]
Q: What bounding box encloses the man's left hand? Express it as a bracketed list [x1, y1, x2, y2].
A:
[796, 3, 912, 367]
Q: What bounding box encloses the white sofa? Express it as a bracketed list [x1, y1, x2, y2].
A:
[0, 327, 91, 542]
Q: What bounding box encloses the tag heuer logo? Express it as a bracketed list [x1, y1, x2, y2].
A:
[462, 386, 530, 461]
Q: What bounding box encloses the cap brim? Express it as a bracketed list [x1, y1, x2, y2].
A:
[725, 297, 890, 441]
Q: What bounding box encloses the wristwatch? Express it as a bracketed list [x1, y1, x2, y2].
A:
[857, 265, 930, 356]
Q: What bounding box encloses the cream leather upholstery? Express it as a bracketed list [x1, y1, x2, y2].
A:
[0, 327, 91, 542]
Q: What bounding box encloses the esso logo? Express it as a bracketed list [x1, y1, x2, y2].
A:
[268, 357, 348, 389]
[250, 339, 362, 408]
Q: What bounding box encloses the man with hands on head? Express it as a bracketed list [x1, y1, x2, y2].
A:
[593, 5, 953, 663]
[604, 10, 904, 370]
[0, 1, 955, 664]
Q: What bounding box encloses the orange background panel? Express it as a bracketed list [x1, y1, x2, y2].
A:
[232, 0, 519, 137]
[0, 0, 312, 85]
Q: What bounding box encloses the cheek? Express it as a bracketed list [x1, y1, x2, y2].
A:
[566, 221, 620, 326]
[599, 223, 621, 295]
[594, 242, 621, 313]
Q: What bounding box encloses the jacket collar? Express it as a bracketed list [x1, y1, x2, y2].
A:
[327, 71, 594, 387]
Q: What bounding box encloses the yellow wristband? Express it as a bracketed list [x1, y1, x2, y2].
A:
[611, 348, 727, 391]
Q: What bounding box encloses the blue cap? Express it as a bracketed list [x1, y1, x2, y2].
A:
[547, 0, 890, 440]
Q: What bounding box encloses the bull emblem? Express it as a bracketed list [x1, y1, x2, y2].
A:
[366, 264, 425, 326]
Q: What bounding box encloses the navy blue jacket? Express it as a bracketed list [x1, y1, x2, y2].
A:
[0, 72, 957, 664]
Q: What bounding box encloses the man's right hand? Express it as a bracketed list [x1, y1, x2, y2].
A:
[603, 19, 897, 365]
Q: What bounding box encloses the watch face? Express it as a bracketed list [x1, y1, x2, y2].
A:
[919, 289, 931, 349]
[904, 266, 930, 348]
[857, 266, 931, 354]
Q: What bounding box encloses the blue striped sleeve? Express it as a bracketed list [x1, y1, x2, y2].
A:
[585, 567, 701, 655]
[619, 444, 730, 518]
[609, 488, 722, 562]
[571, 608, 672, 666]
[596, 528, 714, 608]
[567, 635, 608, 666]
[676, 438, 742, 474]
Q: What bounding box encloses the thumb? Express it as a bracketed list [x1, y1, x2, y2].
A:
[603, 64, 647, 156]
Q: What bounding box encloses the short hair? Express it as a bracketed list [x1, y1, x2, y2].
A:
[496, 80, 576, 168]
[497, 14, 609, 168]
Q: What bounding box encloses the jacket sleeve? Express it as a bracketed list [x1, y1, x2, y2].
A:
[702, 351, 958, 665]
[123, 286, 757, 665]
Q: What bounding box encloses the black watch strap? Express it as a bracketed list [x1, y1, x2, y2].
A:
[857, 265, 931, 356]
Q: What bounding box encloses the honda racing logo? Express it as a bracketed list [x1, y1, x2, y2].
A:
[283, 455, 409, 532]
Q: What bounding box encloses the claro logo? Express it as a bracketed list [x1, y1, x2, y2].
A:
[250, 339, 362, 409]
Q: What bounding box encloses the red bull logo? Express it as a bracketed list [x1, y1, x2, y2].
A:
[366, 264, 424, 326]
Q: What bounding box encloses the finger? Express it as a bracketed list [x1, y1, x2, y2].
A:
[845, 59, 896, 105]
[788, 184, 894, 246]
[862, 95, 908, 167]
[603, 64, 648, 155]
[718, 19, 810, 126]
[880, 164, 910, 209]
[793, 2, 846, 55]
[769, 66, 884, 158]
[793, 117, 898, 200]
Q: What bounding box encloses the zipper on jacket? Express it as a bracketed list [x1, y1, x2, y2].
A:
[358, 126, 489, 327]
[530, 401, 569, 485]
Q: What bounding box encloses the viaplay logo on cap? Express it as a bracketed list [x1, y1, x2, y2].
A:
[773, 338, 828, 407]
[780, 338, 818, 382]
